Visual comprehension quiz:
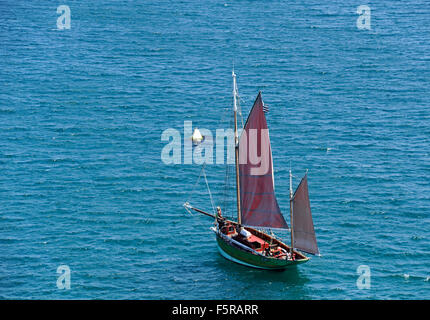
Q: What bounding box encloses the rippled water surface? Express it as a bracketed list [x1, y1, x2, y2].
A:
[1, 1, 429, 299]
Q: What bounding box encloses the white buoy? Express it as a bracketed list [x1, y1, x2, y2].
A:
[191, 128, 204, 145]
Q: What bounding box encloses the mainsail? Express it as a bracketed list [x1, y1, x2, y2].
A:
[292, 174, 319, 255]
[238, 92, 289, 229]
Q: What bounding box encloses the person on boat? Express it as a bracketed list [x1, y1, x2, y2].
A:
[216, 206, 223, 220]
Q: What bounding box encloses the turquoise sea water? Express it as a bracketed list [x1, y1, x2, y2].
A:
[1, 1, 430, 299]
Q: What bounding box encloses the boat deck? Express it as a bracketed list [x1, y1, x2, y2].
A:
[218, 219, 307, 261]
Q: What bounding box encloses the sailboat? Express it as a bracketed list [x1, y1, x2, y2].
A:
[184, 71, 319, 270]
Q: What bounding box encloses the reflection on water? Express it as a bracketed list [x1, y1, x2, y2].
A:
[213, 254, 311, 299]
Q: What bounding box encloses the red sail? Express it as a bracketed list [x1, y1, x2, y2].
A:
[292, 174, 319, 255]
[238, 92, 288, 229]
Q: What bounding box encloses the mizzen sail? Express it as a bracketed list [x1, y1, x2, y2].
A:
[238, 92, 288, 229]
[292, 174, 319, 255]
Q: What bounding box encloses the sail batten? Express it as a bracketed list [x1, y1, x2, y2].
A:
[238, 93, 289, 229]
[292, 174, 319, 255]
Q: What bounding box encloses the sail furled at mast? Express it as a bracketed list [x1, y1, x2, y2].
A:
[238, 92, 289, 229]
[292, 174, 319, 255]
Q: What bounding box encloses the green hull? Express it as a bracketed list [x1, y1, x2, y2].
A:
[215, 232, 309, 270]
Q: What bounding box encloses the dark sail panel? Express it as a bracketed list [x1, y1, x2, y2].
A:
[292, 174, 319, 255]
[238, 92, 288, 229]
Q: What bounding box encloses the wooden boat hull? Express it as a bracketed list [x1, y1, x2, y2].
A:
[214, 229, 309, 270]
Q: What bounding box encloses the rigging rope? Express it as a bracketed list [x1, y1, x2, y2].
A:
[186, 89, 244, 219]
[185, 163, 206, 205]
[185, 163, 216, 216]
[202, 166, 216, 216]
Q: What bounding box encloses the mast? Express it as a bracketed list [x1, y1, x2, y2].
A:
[232, 70, 242, 225]
[289, 168, 295, 260]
